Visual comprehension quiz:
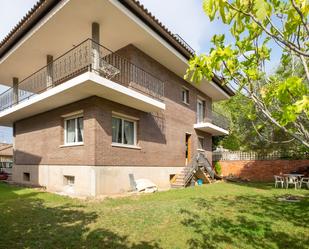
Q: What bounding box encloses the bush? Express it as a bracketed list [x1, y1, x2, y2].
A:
[214, 161, 222, 175]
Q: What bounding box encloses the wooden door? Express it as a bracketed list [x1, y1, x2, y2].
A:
[185, 133, 191, 165]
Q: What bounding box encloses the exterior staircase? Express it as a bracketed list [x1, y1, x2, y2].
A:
[171, 152, 216, 188]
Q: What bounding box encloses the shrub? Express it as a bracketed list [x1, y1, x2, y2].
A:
[214, 161, 222, 175]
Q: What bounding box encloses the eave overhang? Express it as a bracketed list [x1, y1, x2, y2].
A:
[0, 0, 234, 100]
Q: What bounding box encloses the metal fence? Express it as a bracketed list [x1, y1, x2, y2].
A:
[213, 150, 309, 161]
[0, 38, 165, 111]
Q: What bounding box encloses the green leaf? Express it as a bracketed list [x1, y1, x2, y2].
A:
[254, 0, 271, 21]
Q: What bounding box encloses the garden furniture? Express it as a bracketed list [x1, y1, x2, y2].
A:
[274, 175, 285, 188]
[300, 177, 309, 189]
[284, 174, 303, 189]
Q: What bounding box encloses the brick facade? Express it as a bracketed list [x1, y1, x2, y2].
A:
[14, 45, 213, 168]
[218, 160, 309, 181]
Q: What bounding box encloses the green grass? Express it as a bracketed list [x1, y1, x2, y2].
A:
[0, 182, 308, 249]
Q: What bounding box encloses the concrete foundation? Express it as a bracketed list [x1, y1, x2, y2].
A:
[12, 164, 184, 197]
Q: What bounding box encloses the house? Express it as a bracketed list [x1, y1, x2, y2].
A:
[0, 0, 233, 196]
[0, 143, 13, 173]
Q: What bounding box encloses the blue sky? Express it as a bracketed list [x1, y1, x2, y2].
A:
[0, 0, 280, 143]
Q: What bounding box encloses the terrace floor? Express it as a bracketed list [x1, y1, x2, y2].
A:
[0, 182, 308, 249]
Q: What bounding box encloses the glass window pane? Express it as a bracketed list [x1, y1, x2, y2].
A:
[66, 119, 76, 143]
[197, 100, 205, 123]
[182, 88, 189, 103]
[124, 120, 134, 145]
[77, 117, 83, 142]
[198, 137, 204, 149]
[186, 90, 189, 103]
[112, 117, 122, 143]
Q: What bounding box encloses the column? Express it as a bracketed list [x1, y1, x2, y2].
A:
[92, 22, 100, 72]
[46, 55, 53, 89]
[13, 77, 19, 105]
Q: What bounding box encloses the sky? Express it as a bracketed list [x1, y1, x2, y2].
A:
[0, 0, 281, 144]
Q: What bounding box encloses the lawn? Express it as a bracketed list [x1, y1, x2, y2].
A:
[0, 182, 308, 249]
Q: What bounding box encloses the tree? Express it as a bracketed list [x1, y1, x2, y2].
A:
[213, 91, 307, 152]
[185, 0, 309, 147]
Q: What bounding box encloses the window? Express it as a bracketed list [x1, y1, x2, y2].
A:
[198, 136, 205, 150]
[182, 87, 189, 104]
[197, 99, 205, 123]
[64, 175, 75, 186]
[112, 116, 136, 145]
[23, 172, 30, 182]
[64, 115, 83, 145]
[0, 162, 12, 168]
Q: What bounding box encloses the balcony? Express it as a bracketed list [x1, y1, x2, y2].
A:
[194, 111, 229, 136]
[0, 39, 165, 125]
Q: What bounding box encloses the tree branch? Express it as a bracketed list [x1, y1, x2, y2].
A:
[226, 2, 309, 57]
[291, 0, 309, 36]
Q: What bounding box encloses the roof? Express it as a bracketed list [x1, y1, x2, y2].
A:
[0, 0, 234, 97]
[0, 143, 13, 156]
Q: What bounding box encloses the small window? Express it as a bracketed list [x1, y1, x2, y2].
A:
[112, 116, 136, 145]
[198, 137, 205, 150]
[64, 115, 83, 145]
[182, 87, 189, 104]
[197, 99, 205, 123]
[23, 172, 30, 182]
[64, 175, 75, 186]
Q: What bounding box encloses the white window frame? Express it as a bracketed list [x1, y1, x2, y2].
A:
[182, 87, 189, 104]
[64, 114, 84, 146]
[197, 98, 205, 123]
[112, 115, 137, 147]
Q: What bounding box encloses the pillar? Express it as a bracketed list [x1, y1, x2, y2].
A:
[92, 22, 100, 72]
[46, 55, 53, 89]
[13, 77, 19, 105]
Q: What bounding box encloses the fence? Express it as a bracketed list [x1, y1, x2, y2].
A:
[213, 150, 309, 161]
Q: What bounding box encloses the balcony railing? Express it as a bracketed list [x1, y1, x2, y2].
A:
[211, 111, 229, 130]
[0, 39, 165, 111]
[203, 111, 229, 131]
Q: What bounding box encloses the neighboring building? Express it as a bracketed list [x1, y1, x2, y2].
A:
[0, 0, 233, 196]
[0, 143, 13, 171]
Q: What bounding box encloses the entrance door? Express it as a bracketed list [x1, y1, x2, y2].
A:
[185, 133, 191, 165]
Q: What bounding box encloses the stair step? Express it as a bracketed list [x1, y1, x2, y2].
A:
[171, 184, 185, 189]
[175, 176, 185, 180]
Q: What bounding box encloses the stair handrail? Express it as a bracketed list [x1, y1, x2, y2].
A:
[183, 153, 201, 186]
[197, 153, 215, 179]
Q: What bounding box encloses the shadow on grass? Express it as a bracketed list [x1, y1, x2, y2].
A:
[180, 193, 309, 249]
[224, 180, 275, 190]
[0, 183, 161, 249]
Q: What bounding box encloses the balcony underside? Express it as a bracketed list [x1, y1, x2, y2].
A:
[0, 72, 165, 126]
[194, 122, 229, 136]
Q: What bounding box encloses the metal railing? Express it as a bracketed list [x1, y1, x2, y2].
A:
[211, 111, 229, 130]
[0, 39, 165, 111]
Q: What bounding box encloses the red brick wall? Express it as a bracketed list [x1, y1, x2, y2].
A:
[218, 160, 309, 181]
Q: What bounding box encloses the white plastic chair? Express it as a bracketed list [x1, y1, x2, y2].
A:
[286, 176, 300, 189]
[300, 177, 309, 189]
[274, 175, 285, 188]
